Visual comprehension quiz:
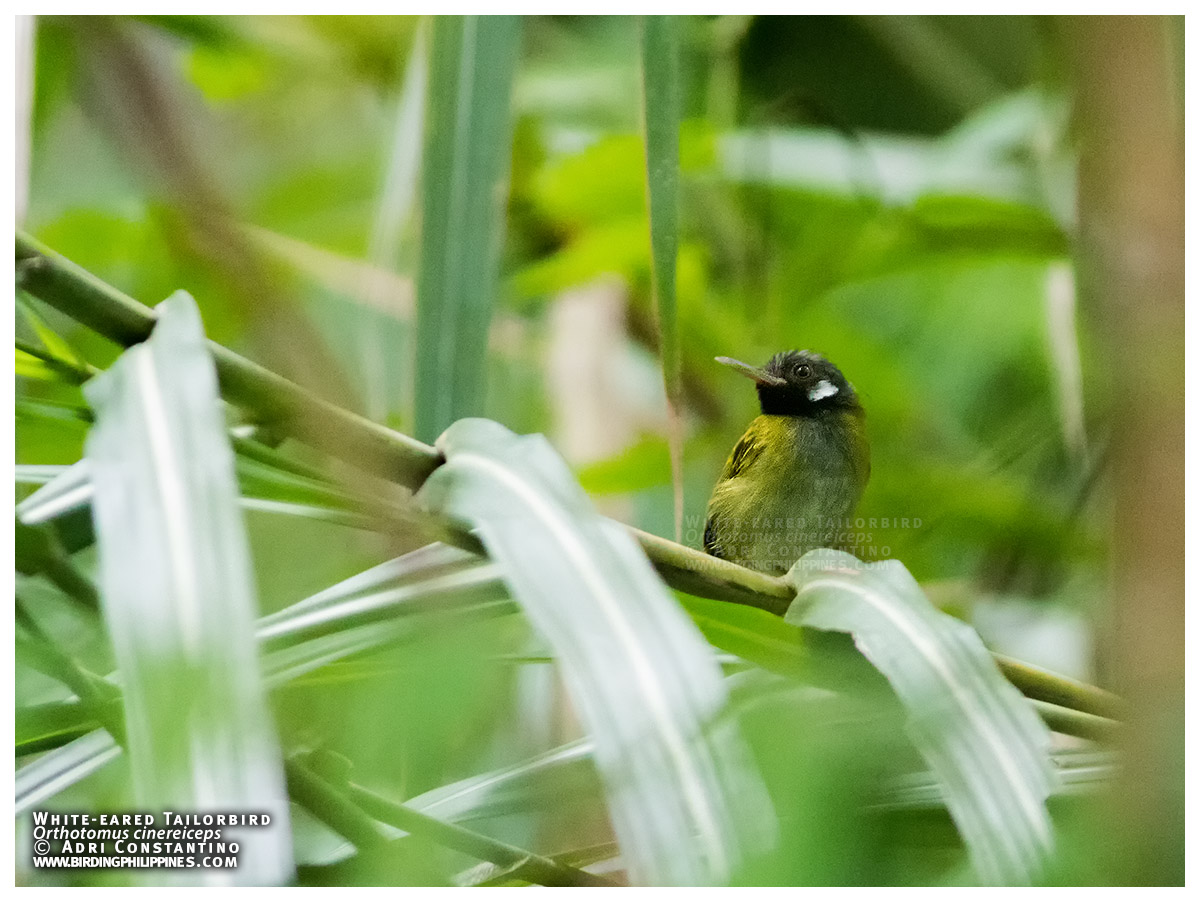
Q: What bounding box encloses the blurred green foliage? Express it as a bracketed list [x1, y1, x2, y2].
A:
[16, 14, 1126, 885]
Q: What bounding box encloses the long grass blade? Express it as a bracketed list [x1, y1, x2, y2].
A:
[639, 15, 685, 541]
[257, 543, 510, 650]
[17, 442, 405, 535]
[419, 418, 774, 885]
[16, 462, 94, 525]
[362, 21, 428, 422]
[874, 749, 1119, 815]
[17, 293, 88, 371]
[17, 701, 100, 757]
[16, 347, 66, 382]
[409, 738, 595, 823]
[84, 292, 293, 884]
[16, 730, 122, 816]
[785, 549, 1059, 885]
[414, 16, 522, 441]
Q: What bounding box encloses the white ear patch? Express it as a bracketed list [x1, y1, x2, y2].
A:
[808, 379, 838, 401]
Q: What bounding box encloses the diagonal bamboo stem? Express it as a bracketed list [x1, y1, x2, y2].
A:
[14, 230, 1124, 724]
[17, 232, 442, 488]
[343, 775, 617, 886]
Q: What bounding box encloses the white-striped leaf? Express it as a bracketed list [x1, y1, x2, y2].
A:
[84, 292, 293, 885]
[419, 417, 775, 885]
[785, 549, 1059, 885]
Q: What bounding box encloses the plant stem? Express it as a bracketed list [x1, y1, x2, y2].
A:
[994, 653, 1124, 721]
[1029, 700, 1119, 743]
[344, 780, 616, 886]
[286, 756, 612, 886]
[15, 337, 96, 383]
[283, 758, 392, 852]
[15, 597, 125, 744]
[16, 517, 101, 612]
[17, 700, 100, 757]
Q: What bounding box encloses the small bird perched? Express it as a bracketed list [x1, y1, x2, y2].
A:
[704, 350, 870, 574]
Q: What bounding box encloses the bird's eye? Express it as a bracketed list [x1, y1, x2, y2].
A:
[795, 364, 812, 378]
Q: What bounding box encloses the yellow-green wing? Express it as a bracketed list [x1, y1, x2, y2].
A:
[719, 422, 768, 481]
[845, 408, 871, 494]
[704, 421, 768, 558]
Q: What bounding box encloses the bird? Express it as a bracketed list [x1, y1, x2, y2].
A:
[703, 350, 870, 574]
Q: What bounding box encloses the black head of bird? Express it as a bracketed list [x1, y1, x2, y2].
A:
[703, 350, 870, 574]
[714, 350, 860, 416]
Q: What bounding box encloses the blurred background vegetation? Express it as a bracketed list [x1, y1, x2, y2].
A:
[15, 15, 1183, 886]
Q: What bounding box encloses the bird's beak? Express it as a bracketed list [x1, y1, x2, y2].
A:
[715, 356, 787, 387]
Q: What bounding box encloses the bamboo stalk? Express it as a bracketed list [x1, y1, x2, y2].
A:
[994, 653, 1125, 721]
[17, 232, 442, 489]
[13, 230, 1124, 723]
[1029, 700, 1119, 744]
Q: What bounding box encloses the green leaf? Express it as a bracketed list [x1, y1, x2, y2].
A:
[16, 347, 63, 382]
[257, 543, 511, 660]
[909, 193, 1068, 256]
[510, 217, 648, 300]
[15, 516, 99, 610]
[17, 701, 101, 757]
[408, 738, 596, 823]
[17, 293, 87, 369]
[16, 397, 93, 430]
[784, 549, 1059, 885]
[16, 461, 93, 526]
[576, 433, 672, 495]
[16, 442, 405, 539]
[414, 16, 522, 442]
[640, 14, 684, 540]
[680, 593, 888, 694]
[83, 292, 293, 885]
[15, 332, 92, 385]
[419, 418, 774, 885]
[682, 594, 809, 676]
[361, 22, 427, 422]
[527, 126, 716, 229]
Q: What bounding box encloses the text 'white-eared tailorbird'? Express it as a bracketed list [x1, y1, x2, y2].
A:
[704, 350, 870, 574]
